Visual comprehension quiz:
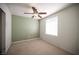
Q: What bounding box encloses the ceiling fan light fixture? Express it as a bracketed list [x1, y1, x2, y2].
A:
[33, 13, 38, 17]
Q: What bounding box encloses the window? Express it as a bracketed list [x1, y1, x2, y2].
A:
[45, 16, 58, 36]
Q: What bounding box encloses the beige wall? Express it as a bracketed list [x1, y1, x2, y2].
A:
[40, 4, 79, 54]
[0, 4, 12, 52]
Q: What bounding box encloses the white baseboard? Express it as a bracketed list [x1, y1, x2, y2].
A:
[12, 38, 40, 44]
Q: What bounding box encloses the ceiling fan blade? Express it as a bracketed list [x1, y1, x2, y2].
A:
[38, 12, 47, 14]
[24, 13, 34, 14]
[32, 7, 38, 13]
[38, 14, 42, 18]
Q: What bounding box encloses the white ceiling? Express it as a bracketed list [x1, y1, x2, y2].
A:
[7, 3, 72, 19]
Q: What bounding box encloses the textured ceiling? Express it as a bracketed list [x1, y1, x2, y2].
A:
[7, 3, 72, 19]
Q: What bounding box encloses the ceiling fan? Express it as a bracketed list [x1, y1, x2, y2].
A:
[24, 7, 47, 19]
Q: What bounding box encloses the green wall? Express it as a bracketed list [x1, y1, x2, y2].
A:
[12, 15, 39, 42]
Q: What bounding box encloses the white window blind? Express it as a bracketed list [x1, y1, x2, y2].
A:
[46, 16, 58, 36]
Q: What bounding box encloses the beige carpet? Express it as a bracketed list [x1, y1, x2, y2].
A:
[7, 39, 71, 55]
